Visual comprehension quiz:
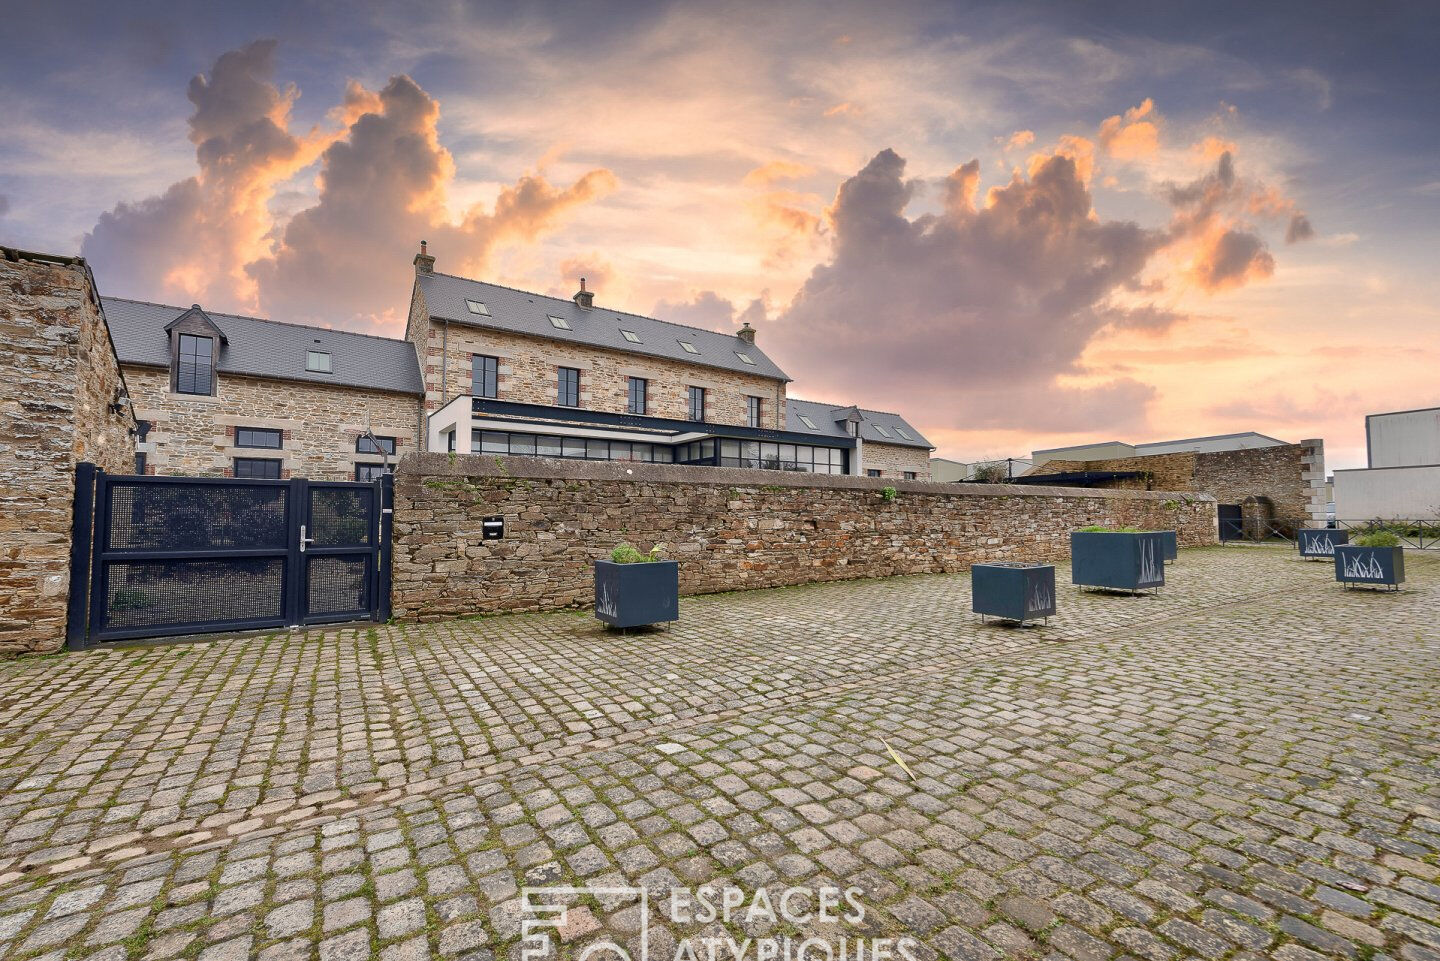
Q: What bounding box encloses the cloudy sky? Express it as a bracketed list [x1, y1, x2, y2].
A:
[2, 1, 1437, 468]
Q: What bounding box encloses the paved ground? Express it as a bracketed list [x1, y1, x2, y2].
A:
[0, 544, 1436, 961]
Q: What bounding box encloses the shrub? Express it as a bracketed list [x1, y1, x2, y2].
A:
[610, 543, 662, 564]
[1353, 530, 1400, 548]
[972, 463, 1009, 484]
[880, 486, 898, 502]
[1077, 525, 1146, 533]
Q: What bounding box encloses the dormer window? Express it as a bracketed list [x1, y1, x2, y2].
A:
[465, 299, 490, 315]
[176, 334, 214, 395]
[306, 350, 332, 373]
[678, 340, 700, 354]
[549, 315, 571, 330]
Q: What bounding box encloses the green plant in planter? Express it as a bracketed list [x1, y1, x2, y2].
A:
[880, 486, 898, 502]
[1077, 525, 1145, 533]
[610, 543, 663, 564]
[1353, 530, 1400, 548]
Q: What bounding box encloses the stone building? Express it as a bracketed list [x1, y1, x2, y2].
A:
[408, 245, 934, 479]
[67, 244, 933, 484]
[0, 248, 135, 654]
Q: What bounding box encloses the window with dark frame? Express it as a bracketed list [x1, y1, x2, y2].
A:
[233, 457, 281, 479]
[472, 354, 499, 398]
[904, 471, 917, 480]
[867, 469, 882, 477]
[688, 386, 706, 422]
[627, 376, 647, 415]
[355, 463, 391, 482]
[558, 367, 580, 407]
[235, 427, 282, 449]
[356, 435, 396, 455]
[176, 333, 214, 395]
[747, 396, 763, 428]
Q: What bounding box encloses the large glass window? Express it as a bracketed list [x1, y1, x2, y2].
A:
[747, 396, 763, 428]
[234, 457, 281, 479]
[558, 367, 580, 407]
[688, 386, 706, 422]
[473, 355, 498, 398]
[176, 334, 213, 395]
[627, 377, 647, 415]
[236, 427, 282, 449]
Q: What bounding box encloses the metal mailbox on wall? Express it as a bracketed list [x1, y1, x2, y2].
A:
[482, 516, 504, 540]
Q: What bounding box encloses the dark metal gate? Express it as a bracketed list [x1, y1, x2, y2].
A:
[66, 464, 392, 647]
[1217, 504, 1244, 541]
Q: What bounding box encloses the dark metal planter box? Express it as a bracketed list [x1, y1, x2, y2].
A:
[594, 559, 679, 628]
[1334, 545, 1404, 590]
[1298, 528, 1348, 559]
[1071, 531, 1165, 592]
[972, 563, 1056, 624]
[1156, 530, 1177, 563]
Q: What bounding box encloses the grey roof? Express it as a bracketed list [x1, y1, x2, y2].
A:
[418, 272, 791, 382]
[786, 398, 934, 449]
[103, 298, 424, 395]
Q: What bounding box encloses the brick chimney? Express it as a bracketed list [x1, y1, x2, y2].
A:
[573, 277, 594, 310]
[737, 321, 756, 345]
[413, 240, 435, 275]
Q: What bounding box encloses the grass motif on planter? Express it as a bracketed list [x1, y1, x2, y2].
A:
[1298, 528, 1348, 559]
[1334, 532, 1404, 591]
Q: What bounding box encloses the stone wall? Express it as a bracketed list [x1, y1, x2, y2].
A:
[1025, 442, 1324, 531]
[126, 366, 420, 481]
[0, 250, 135, 655]
[861, 440, 934, 480]
[391, 453, 1217, 621]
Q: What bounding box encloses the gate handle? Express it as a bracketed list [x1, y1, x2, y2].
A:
[299, 524, 315, 553]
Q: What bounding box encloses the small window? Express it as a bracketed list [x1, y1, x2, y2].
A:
[558, 367, 580, 407]
[306, 350, 332, 373]
[234, 457, 281, 479]
[356, 463, 391, 482]
[472, 355, 498, 399]
[236, 427, 282, 449]
[747, 396, 763, 428]
[872, 424, 891, 438]
[904, 472, 917, 481]
[465, 299, 490, 316]
[356, 435, 396, 455]
[894, 427, 912, 440]
[688, 386, 706, 422]
[735, 352, 756, 366]
[176, 333, 214, 395]
[866, 469, 882, 478]
[549, 315, 571, 330]
[678, 340, 700, 354]
[797, 413, 817, 430]
[621, 329, 641, 343]
[627, 377, 647, 415]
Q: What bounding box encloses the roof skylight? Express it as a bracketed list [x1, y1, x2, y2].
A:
[621, 329, 641, 343]
[678, 340, 700, 354]
[548, 315, 571, 330]
[797, 414, 818, 430]
[306, 350, 332, 373]
[465, 299, 490, 315]
[872, 424, 892, 438]
[735, 352, 755, 365]
[894, 427, 912, 440]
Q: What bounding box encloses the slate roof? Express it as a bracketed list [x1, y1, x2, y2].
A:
[103, 298, 424, 395]
[417, 272, 791, 382]
[785, 398, 934, 449]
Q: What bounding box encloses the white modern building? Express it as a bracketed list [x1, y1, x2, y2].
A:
[1334, 406, 1440, 520]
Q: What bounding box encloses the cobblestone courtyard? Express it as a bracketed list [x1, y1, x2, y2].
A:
[0, 545, 1437, 960]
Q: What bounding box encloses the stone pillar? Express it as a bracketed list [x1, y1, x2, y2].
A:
[1299, 438, 1327, 528]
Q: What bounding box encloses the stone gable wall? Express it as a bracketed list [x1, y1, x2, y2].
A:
[391, 453, 1217, 621]
[414, 318, 788, 434]
[861, 441, 933, 480]
[125, 366, 420, 481]
[1026, 452, 1198, 492]
[0, 254, 134, 655]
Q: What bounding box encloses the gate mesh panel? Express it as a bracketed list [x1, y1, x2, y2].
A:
[309, 488, 373, 546]
[103, 559, 285, 629]
[107, 483, 288, 551]
[307, 556, 369, 615]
